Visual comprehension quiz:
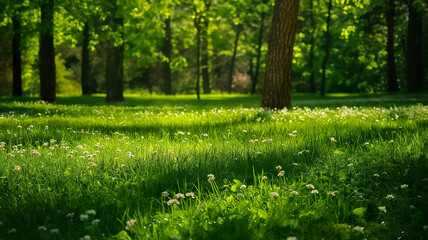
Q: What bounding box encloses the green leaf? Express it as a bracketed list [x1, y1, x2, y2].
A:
[353, 207, 366, 218]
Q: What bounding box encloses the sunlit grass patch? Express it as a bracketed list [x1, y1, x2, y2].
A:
[0, 95, 427, 239]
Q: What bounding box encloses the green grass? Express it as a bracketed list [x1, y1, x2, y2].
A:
[0, 93, 427, 239]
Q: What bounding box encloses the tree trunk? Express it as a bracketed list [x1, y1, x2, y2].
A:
[201, 19, 210, 94]
[407, 3, 423, 92]
[308, 0, 316, 93]
[39, 0, 56, 103]
[163, 16, 173, 95]
[227, 24, 242, 94]
[194, 15, 201, 100]
[386, 0, 399, 92]
[320, 0, 332, 97]
[106, 0, 124, 102]
[261, 0, 300, 109]
[12, 13, 22, 97]
[82, 22, 91, 95]
[251, 9, 266, 95]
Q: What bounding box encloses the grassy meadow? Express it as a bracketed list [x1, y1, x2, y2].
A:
[0, 93, 428, 239]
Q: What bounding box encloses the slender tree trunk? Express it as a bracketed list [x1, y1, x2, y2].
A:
[227, 24, 242, 94]
[12, 14, 22, 97]
[251, 9, 266, 95]
[163, 16, 173, 95]
[386, 0, 399, 92]
[261, 0, 300, 109]
[407, 3, 423, 92]
[201, 20, 210, 94]
[194, 16, 201, 100]
[201, 0, 211, 94]
[82, 22, 91, 95]
[39, 0, 56, 103]
[320, 0, 332, 97]
[308, 0, 316, 93]
[106, 0, 124, 102]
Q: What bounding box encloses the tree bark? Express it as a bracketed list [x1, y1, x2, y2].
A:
[82, 21, 91, 95]
[320, 0, 332, 97]
[386, 0, 399, 92]
[194, 14, 201, 100]
[163, 16, 173, 95]
[227, 23, 242, 94]
[201, 19, 210, 94]
[106, 0, 124, 102]
[251, 8, 266, 95]
[12, 13, 22, 97]
[406, 3, 423, 92]
[261, 0, 300, 109]
[308, 0, 316, 93]
[39, 0, 56, 103]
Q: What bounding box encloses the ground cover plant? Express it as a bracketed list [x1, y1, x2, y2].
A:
[1, 94, 428, 239]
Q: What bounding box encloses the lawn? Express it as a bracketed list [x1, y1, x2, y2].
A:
[0, 93, 427, 239]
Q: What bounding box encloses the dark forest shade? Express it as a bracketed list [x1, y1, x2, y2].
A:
[106, 0, 124, 102]
[81, 22, 91, 95]
[386, 0, 399, 92]
[320, 0, 332, 97]
[39, 0, 56, 103]
[261, 0, 299, 109]
[227, 24, 241, 94]
[12, 14, 22, 97]
[251, 6, 266, 95]
[163, 16, 172, 95]
[406, 4, 423, 92]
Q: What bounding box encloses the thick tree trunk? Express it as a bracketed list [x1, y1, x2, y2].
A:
[386, 0, 399, 92]
[12, 14, 22, 97]
[39, 0, 56, 103]
[261, 0, 300, 109]
[106, 0, 124, 102]
[308, 0, 316, 93]
[227, 24, 242, 94]
[320, 0, 332, 97]
[201, 20, 210, 94]
[251, 9, 266, 95]
[163, 16, 173, 95]
[81, 22, 91, 95]
[407, 4, 423, 92]
[194, 16, 201, 100]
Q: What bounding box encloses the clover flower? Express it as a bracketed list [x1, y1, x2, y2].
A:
[386, 194, 394, 200]
[270, 192, 279, 198]
[185, 192, 195, 198]
[162, 191, 169, 197]
[167, 199, 180, 206]
[207, 174, 215, 182]
[125, 219, 137, 230]
[378, 206, 387, 213]
[31, 149, 41, 156]
[176, 193, 185, 199]
[306, 184, 315, 190]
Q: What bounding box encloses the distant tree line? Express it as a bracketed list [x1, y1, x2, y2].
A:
[0, 0, 426, 105]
